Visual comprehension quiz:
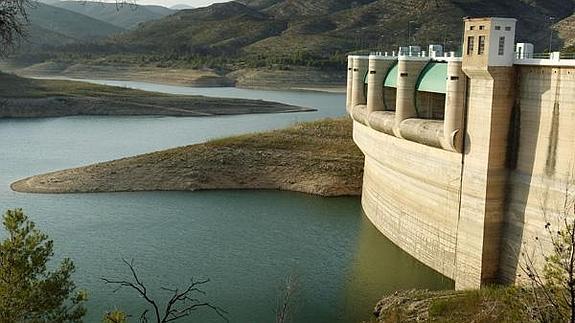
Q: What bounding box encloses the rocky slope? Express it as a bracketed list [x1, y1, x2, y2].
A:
[11, 118, 363, 196]
[108, 0, 575, 58]
[372, 288, 532, 322]
[556, 13, 575, 49]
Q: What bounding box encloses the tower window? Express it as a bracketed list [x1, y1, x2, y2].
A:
[505, 26, 512, 31]
[467, 36, 475, 55]
[478, 36, 486, 55]
[479, 25, 485, 30]
[470, 26, 475, 30]
[495, 26, 501, 30]
[498, 36, 506, 55]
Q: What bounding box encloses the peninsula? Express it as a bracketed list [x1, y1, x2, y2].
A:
[0, 72, 312, 118]
[11, 118, 363, 196]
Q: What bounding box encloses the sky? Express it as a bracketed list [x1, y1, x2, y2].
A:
[111, 0, 231, 8]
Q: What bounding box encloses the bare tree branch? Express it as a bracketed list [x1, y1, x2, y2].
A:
[0, 0, 33, 56]
[102, 258, 227, 323]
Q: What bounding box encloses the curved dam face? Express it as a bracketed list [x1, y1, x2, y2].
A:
[354, 122, 462, 280]
[349, 17, 575, 290]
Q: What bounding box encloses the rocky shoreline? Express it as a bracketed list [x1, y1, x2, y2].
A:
[0, 95, 312, 118]
[11, 118, 363, 197]
[3, 62, 346, 92]
[0, 72, 312, 118]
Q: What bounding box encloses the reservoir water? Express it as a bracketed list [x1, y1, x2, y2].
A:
[0, 81, 453, 322]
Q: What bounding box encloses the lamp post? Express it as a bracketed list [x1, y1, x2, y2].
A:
[548, 16, 556, 53]
[407, 20, 415, 45]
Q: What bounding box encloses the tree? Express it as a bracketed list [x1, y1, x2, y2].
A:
[103, 310, 128, 323]
[0, 0, 33, 55]
[521, 179, 575, 322]
[102, 258, 227, 323]
[0, 209, 87, 322]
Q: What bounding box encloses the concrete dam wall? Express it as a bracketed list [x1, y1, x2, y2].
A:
[348, 17, 575, 289]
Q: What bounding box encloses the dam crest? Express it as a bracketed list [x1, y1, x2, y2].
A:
[347, 17, 575, 289]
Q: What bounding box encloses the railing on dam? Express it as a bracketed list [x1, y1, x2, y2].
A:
[514, 51, 575, 66]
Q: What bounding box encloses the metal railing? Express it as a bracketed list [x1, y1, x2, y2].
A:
[516, 52, 575, 60]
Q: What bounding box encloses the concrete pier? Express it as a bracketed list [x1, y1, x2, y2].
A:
[443, 60, 467, 152]
[351, 56, 369, 110]
[367, 56, 396, 114]
[346, 56, 354, 113]
[394, 57, 430, 138]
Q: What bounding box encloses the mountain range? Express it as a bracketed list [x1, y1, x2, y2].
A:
[15, 0, 575, 66]
[21, 1, 175, 49]
[111, 0, 575, 56]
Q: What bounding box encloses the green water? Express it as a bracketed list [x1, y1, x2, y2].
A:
[0, 82, 453, 322]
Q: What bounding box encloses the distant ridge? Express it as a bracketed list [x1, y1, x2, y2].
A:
[52, 1, 175, 29]
[28, 2, 124, 45]
[170, 4, 195, 10]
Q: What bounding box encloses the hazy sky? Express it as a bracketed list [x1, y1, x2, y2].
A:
[115, 0, 231, 7]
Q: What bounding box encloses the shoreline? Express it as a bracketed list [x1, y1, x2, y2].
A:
[0, 96, 314, 119]
[11, 118, 363, 197]
[0, 73, 314, 118]
[30, 75, 347, 94]
[3, 62, 346, 93]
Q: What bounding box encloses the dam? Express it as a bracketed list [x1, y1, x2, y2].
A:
[347, 17, 575, 290]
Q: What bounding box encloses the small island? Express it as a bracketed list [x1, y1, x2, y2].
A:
[0, 72, 313, 118]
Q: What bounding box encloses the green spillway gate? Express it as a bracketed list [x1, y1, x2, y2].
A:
[362, 61, 447, 91]
[362, 62, 399, 88]
[361, 61, 447, 115]
[383, 63, 398, 88]
[416, 62, 448, 94]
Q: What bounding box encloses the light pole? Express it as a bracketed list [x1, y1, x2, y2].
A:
[548, 16, 556, 53]
[407, 20, 415, 45]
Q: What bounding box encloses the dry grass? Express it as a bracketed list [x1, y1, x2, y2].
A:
[374, 287, 533, 323]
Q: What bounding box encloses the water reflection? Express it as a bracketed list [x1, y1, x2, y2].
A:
[342, 213, 454, 322]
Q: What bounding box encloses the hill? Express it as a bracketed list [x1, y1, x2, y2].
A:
[51, 1, 175, 29]
[170, 4, 195, 10]
[111, 1, 285, 55]
[106, 0, 575, 62]
[556, 13, 575, 49]
[26, 2, 124, 47]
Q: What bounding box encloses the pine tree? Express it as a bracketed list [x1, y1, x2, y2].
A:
[0, 209, 87, 322]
